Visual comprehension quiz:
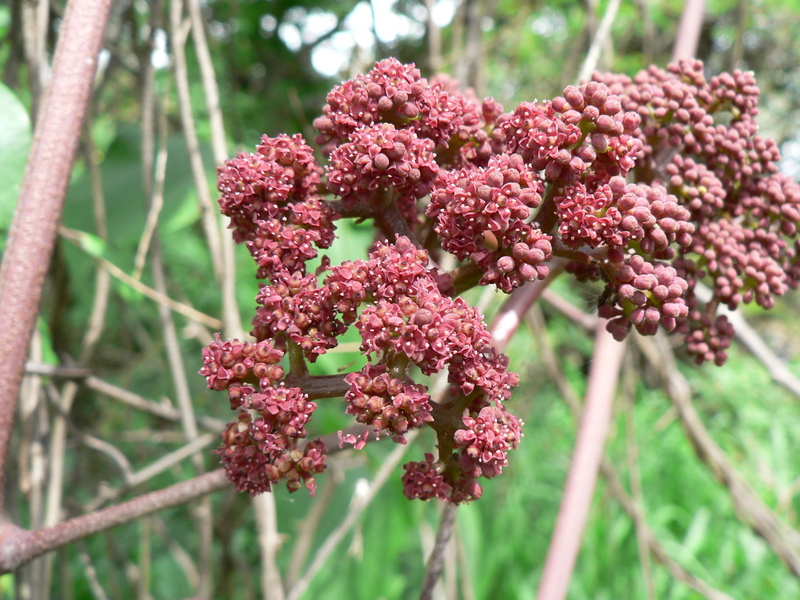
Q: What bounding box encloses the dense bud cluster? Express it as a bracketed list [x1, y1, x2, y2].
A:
[203, 57, 800, 501]
[252, 270, 344, 361]
[334, 237, 519, 402]
[556, 178, 693, 256]
[343, 363, 433, 444]
[217, 413, 326, 496]
[590, 59, 800, 360]
[454, 404, 522, 479]
[429, 153, 552, 292]
[200, 335, 285, 400]
[314, 58, 483, 153]
[327, 123, 439, 222]
[600, 255, 689, 339]
[401, 453, 454, 501]
[201, 336, 326, 495]
[217, 134, 337, 280]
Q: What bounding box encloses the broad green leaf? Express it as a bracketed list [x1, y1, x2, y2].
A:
[0, 82, 33, 250]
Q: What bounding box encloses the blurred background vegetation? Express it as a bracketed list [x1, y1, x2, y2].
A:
[2, 0, 800, 598]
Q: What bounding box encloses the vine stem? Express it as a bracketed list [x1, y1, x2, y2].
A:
[0, 0, 113, 513]
[0, 470, 229, 573]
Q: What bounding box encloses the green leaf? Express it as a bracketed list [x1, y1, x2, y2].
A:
[0, 82, 33, 250]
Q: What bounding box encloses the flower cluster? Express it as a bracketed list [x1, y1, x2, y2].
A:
[216, 413, 326, 496]
[199, 335, 285, 402]
[217, 134, 337, 280]
[428, 153, 552, 292]
[589, 60, 800, 360]
[252, 270, 344, 361]
[556, 178, 694, 256]
[325, 237, 519, 411]
[454, 404, 523, 479]
[600, 255, 689, 339]
[401, 453, 453, 502]
[401, 403, 522, 503]
[327, 123, 439, 221]
[202, 57, 800, 503]
[314, 58, 482, 152]
[343, 363, 433, 444]
[200, 336, 326, 495]
[501, 81, 642, 185]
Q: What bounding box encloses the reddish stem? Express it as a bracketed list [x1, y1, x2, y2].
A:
[282, 374, 349, 400]
[672, 0, 706, 62]
[535, 324, 626, 600]
[0, 470, 229, 573]
[0, 0, 113, 512]
[489, 258, 568, 352]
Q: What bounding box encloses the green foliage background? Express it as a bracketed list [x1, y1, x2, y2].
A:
[2, 0, 800, 598]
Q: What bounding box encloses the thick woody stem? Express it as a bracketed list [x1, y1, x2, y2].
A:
[0, 0, 113, 513]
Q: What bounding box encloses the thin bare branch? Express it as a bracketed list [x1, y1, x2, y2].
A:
[184, 0, 243, 339]
[79, 542, 111, 600]
[286, 474, 337, 589]
[20, 0, 51, 118]
[489, 258, 567, 352]
[18, 332, 47, 600]
[85, 433, 218, 513]
[577, 0, 622, 81]
[418, 503, 458, 600]
[526, 306, 733, 600]
[637, 333, 800, 578]
[622, 366, 656, 600]
[133, 97, 169, 280]
[60, 229, 224, 329]
[672, 0, 706, 62]
[40, 114, 114, 593]
[254, 494, 286, 600]
[152, 516, 200, 590]
[691, 283, 800, 400]
[169, 0, 225, 286]
[423, 0, 442, 73]
[83, 375, 227, 432]
[150, 224, 214, 595]
[56, 421, 135, 485]
[138, 517, 152, 600]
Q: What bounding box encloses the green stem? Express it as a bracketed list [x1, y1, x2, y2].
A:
[450, 262, 484, 295]
[287, 341, 308, 378]
[535, 184, 560, 236]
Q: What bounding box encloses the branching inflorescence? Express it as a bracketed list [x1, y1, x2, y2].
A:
[200, 58, 800, 502]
